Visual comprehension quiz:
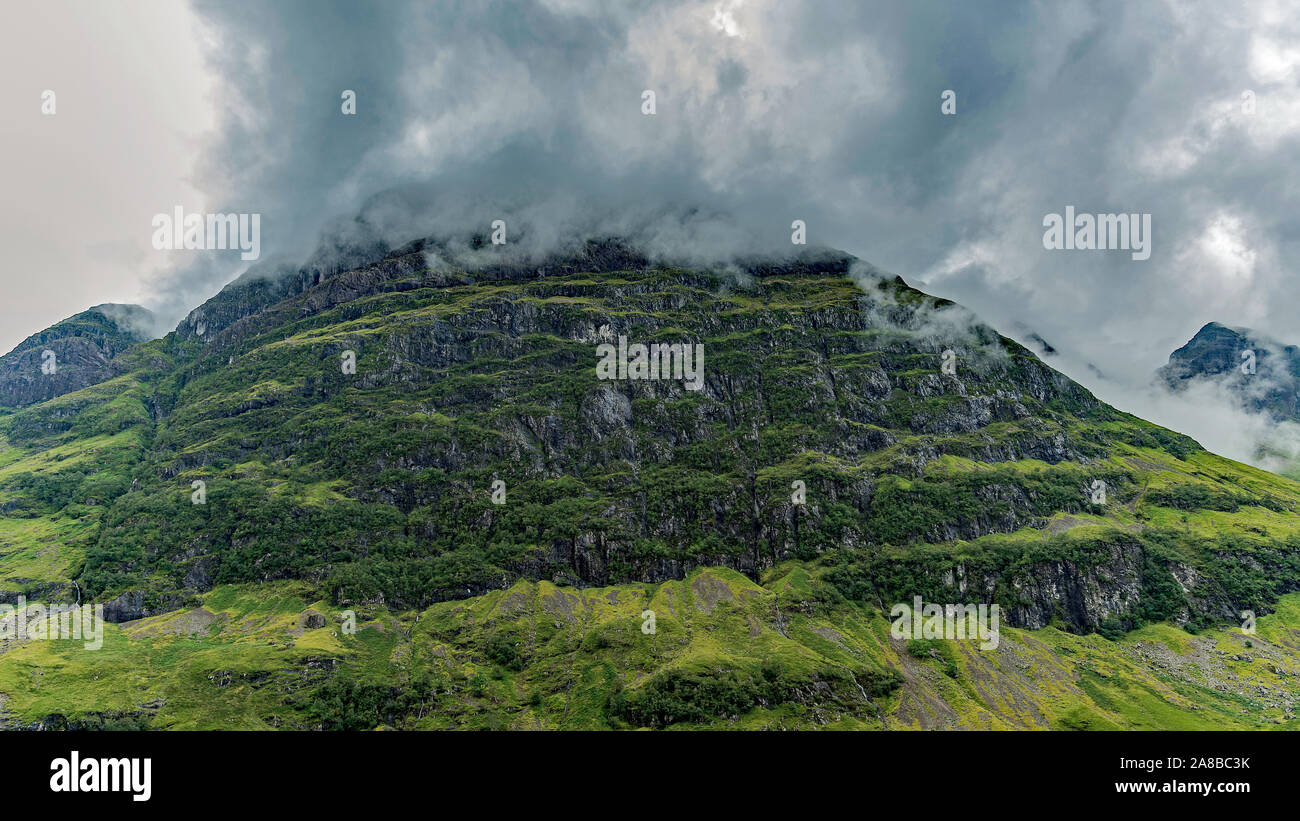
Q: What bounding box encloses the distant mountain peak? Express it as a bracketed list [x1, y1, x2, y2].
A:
[1159, 320, 1300, 422]
[0, 303, 154, 408]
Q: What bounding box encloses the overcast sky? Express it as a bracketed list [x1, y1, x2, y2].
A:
[5, 0, 1300, 460]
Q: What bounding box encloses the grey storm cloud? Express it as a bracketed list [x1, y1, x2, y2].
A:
[148, 0, 1045, 318]
[130, 0, 1300, 463]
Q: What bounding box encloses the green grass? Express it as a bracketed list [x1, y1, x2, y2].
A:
[2, 570, 1299, 729]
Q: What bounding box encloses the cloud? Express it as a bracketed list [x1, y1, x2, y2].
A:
[142, 0, 989, 323]
[16, 0, 1300, 471]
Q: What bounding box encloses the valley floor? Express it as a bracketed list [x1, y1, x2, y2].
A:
[2, 564, 1298, 730]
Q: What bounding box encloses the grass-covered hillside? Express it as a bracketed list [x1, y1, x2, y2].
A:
[4, 570, 1300, 729]
[3, 240, 1300, 728]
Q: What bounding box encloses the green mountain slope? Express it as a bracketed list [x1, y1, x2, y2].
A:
[3, 240, 1300, 729]
[3, 571, 1300, 729]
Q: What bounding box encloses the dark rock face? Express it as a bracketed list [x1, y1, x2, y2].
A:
[0, 304, 153, 408]
[172, 238, 659, 347]
[74, 240, 1210, 628]
[4, 237, 1273, 639]
[1159, 321, 1300, 421]
[101, 590, 183, 623]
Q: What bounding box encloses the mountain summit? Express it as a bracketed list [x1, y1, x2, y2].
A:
[1159, 321, 1300, 422]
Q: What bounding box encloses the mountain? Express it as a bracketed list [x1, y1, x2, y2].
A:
[4, 242, 1300, 729]
[0, 303, 154, 409]
[1160, 321, 1300, 422]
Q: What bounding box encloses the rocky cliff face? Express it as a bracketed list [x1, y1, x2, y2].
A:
[90, 247, 1099, 592]
[0, 304, 153, 408]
